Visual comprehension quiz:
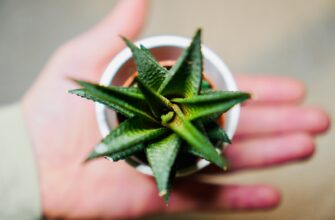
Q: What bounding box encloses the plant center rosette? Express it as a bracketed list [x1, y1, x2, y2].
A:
[69, 29, 250, 203]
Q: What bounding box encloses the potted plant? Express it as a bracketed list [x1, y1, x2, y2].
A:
[69, 29, 250, 203]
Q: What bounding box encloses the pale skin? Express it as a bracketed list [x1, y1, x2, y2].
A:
[21, 0, 330, 219]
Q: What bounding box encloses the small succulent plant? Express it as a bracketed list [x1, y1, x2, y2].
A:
[69, 29, 250, 203]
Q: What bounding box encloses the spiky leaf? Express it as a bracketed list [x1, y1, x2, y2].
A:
[123, 37, 168, 91]
[204, 120, 231, 144]
[69, 80, 156, 121]
[146, 134, 181, 203]
[172, 91, 249, 103]
[168, 115, 227, 169]
[159, 29, 203, 98]
[87, 117, 168, 160]
[105, 144, 145, 162]
[172, 91, 250, 121]
[200, 79, 211, 91]
[140, 45, 156, 60]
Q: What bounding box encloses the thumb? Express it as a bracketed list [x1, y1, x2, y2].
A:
[68, 0, 149, 67]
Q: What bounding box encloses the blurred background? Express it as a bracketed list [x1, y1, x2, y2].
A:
[0, 0, 334, 219]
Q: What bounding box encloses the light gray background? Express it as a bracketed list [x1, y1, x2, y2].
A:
[0, 0, 334, 219]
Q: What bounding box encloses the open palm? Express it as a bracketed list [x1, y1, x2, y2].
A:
[22, 0, 329, 219]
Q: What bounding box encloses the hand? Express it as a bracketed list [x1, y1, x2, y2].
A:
[22, 0, 330, 218]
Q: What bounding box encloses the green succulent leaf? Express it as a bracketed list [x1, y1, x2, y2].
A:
[185, 120, 230, 159]
[87, 117, 168, 160]
[194, 120, 207, 135]
[204, 120, 231, 144]
[200, 79, 212, 91]
[172, 91, 250, 121]
[168, 116, 227, 169]
[69, 80, 157, 121]
[159, 29, 203, 98]
[161, 111, 175, 125]
[172, 91, 249, 103]
[105, 144, 145, 162]
[122, 37, 168, 91]
[140, 45, 156, 61]
[136, 77, 173, 118]
[146, 134, 181, 203]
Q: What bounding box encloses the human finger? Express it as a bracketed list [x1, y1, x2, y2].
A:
[236, 75, 305, 105]
[165, 183, 280, 212]
[236, 106, 330, 137]
[226, 132, 315, 171]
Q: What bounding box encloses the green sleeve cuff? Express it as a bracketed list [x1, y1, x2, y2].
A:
[0, 103, 41, 219]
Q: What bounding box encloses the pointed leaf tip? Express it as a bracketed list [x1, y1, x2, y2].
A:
[66, 77, 82, 85]
[159, 190, 167, 197]
[120, 35, 131, 44]
[164, 194, 170, 205]
[195, 28, 202, 38]
[84, 143, 108, 162]
[124, 39, 167, 91]
[146, 134, 180, 205]
[158, 27, 203, 98]
[121, 35, 140, 52]
[139, 44, 156, 60]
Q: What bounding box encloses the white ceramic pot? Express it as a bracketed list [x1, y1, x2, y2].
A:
[96, 35, 240, 177]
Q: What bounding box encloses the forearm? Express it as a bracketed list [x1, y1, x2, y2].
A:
[0, 103, 41, 219]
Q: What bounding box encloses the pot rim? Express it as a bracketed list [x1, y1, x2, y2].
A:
[96, 35, 240, 177]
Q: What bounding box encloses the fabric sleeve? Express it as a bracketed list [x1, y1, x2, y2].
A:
[0, 103, 41, 219]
